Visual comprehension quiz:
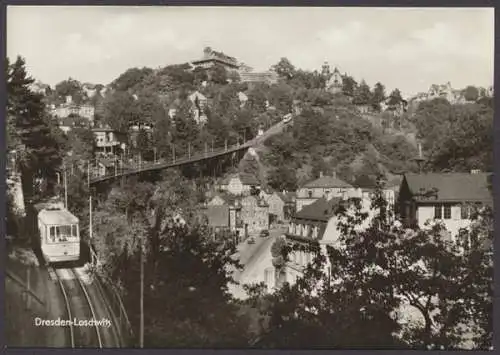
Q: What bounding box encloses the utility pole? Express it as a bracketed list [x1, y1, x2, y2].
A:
[205, 142, 208, 156]
[140, 235, 144, 348]
[188, 143, 191, 158]
[153, 147, 157, 164]
[224, 139, 227, 151]
[87, 161, 90, 187]
[89, 191, 93, 265]
[64, 167, 68, 209]
[211, 139, 214, 152]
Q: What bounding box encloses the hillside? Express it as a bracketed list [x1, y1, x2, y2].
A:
[45, 58, 493, 191]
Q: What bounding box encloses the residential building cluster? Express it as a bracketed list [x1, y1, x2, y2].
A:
[409, 82, 493, 106]
[246, 170, 492, 294]
[201, 173, 295, 241]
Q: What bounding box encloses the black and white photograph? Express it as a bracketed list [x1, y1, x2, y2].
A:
[5, 5, 494, 350]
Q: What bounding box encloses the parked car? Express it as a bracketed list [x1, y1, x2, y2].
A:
[260, 229, 270, 238]
[247, 236, 256, 244]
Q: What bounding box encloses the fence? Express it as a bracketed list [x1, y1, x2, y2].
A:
[90, 248, 135, 346]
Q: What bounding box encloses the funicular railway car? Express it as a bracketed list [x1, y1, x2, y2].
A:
[35, 200, 80, 263]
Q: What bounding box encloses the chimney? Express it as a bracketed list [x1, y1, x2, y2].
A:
[319, 171, 323, 178]
[418, 143, 422, 158]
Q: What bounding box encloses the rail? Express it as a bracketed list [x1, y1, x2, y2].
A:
[73, 268, 103, 348]
[53, 268, 75, 348]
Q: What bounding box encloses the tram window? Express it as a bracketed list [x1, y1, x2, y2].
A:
[58, 225, 71, 241]
[49, 226, 56, 242]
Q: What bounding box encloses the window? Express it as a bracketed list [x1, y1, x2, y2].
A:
[308, 190, 313, 198]
[434, 205, 442, 219]
[461, 204, 471, 220]
[49, 226, 56, 242]
[443, 205, 452, 219]
[72, 225, 78, 237]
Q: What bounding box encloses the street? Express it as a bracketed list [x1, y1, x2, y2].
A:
[229, 227, 286, 300]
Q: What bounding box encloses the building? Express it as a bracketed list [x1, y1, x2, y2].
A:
[29, 81, 50, 96]
[295, 172, 355, 212]
[238, 91, 249, 107]
[188, 91, 208, 124]
[58, 115, 90, 134]
[218, 173, 260, 196]
[206, 193, 244, 238]
[397, 171, 492, 239]
[239, 70, 279, 85]
[52, 96, 95, 122]
[410, 82, 473, 106]
[266, 192, 286, 225]
[277, 191, 378, 288]
[191, 47, 240, 71]
[92, 127, 126, 157]
[240, 195, 269, 235]
[325, 66, 343, 94]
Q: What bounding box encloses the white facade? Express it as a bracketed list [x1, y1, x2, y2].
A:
[219, 176, 256, 196]
[416, 204, 475, 240]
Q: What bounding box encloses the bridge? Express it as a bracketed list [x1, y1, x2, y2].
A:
[87, 119, 289, 186]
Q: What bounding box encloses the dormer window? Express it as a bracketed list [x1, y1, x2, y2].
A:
[308, 190, 313, 198]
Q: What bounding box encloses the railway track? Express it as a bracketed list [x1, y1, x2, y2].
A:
[53, 267, 103, 348]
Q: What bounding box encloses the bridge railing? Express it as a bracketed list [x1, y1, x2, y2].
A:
[89, 141, 248, 183]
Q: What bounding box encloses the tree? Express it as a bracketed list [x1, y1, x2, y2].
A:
[93, 172, 251, 347]
[54, 78, 85, 104]
[371, 82, 386, 111]
[352, 80, 372, 105]
[462, 86, 479, 102]
[387, 88, 403, 106]
[209, 64, 228, 85]
[111, 67, 154, 92]
[267, 165, 298, 192]
[7, 56, 64, 205]
[102, 91, 140, 132]
[428, 103, 493, 172]
[271, 58, 296, 80]
[342, 75, 358, 97]
[248, 182, 493, 349]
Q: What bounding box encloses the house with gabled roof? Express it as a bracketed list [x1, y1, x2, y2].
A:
[218, 172, 260, 196]
[295, 172, 355, 212]
[279, 193, 374, 288]
[397, 171, 493, 239]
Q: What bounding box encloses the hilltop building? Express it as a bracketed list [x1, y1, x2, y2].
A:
[323, 63, 343, 94]
[52, 95, 95, 122]
[191, 47, 240, 71]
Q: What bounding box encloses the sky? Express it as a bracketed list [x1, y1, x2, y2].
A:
[7, 6, 494, 98]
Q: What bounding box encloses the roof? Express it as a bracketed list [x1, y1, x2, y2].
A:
[404, 172, 492, 203]
[211, 192, 239, 206]
[276, 191, 296, 203]
[294, 197, 342, 222]
[188, 91, 207, 102]
[303, 175, 353, 189]
[203, 206, 229, 227]
[38, 208, 79, 225]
